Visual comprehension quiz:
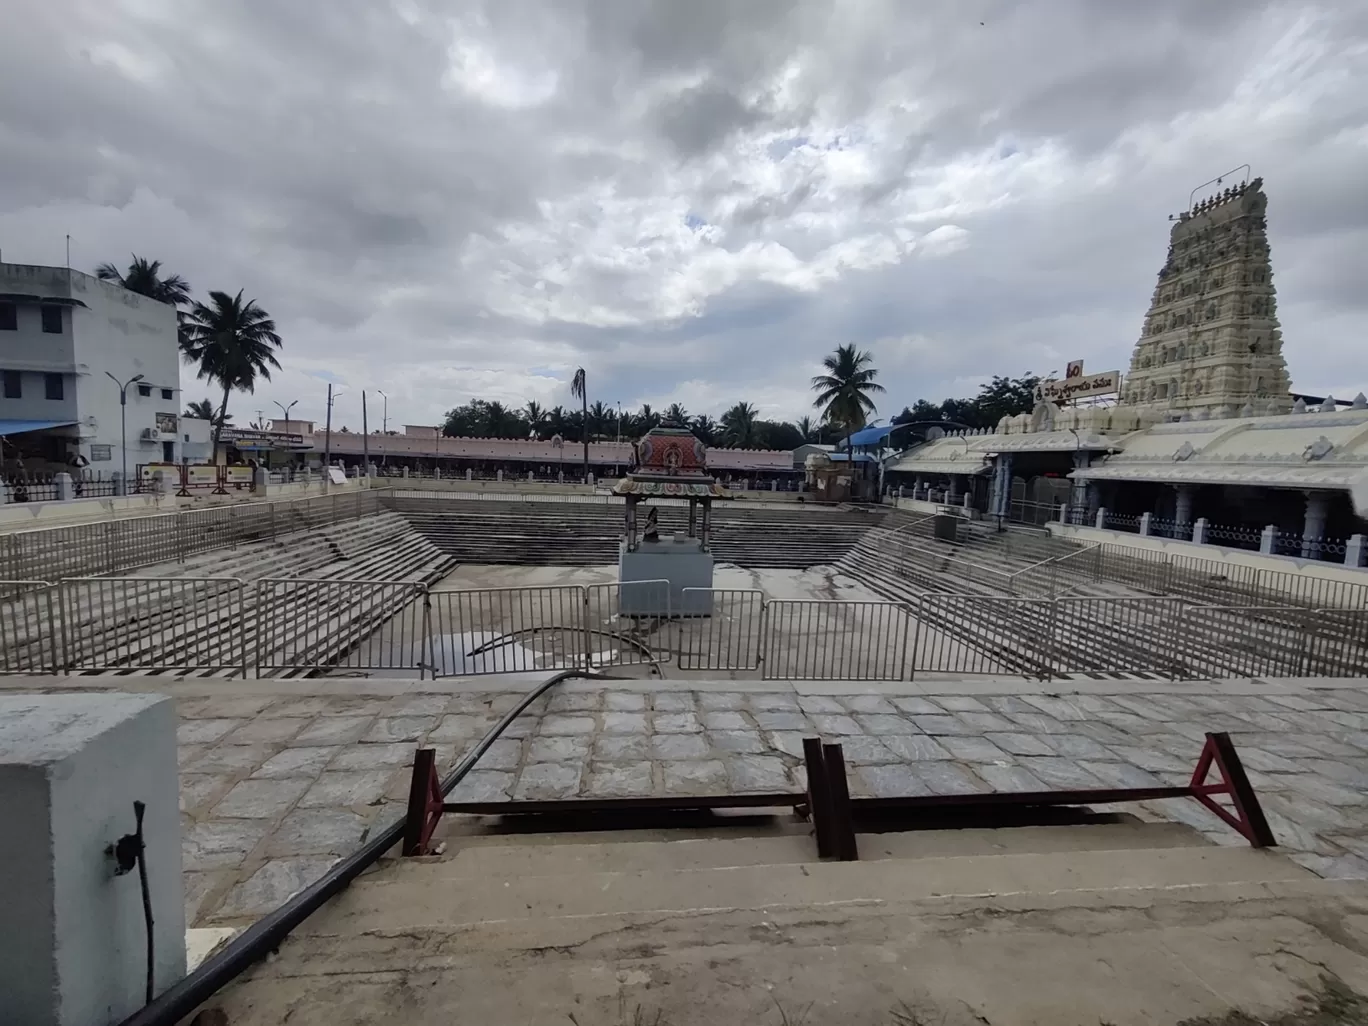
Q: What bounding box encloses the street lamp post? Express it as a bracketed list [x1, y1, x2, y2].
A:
[376, 390, 389, 467]
[105, 371, 144, 492]
[323, 384, 344, 476]
[273, 399, 298, 429]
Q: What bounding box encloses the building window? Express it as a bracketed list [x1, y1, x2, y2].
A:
[161, 388, 173, 400]
[0, 303, 15, 331]
[40, 306, 63, 333]
[2, 370, 20, 398]
[137, 383, 152, 397]
[44, 373, 63, 400]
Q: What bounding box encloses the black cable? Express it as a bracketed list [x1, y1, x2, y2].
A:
[116, 667, 610, 1026]
[133, 801, 154, 1006]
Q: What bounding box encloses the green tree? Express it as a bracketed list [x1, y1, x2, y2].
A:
[664, 402, 689, 426]
[810, 343, 884, 436]
[570, 368, 588, 478]
[179, 290, 282, 453]
[636, 403, 660, 432]
[691, 414, 717, 445]
[757, 420, 804, 451]
[588, 400, 610, 440]
[794, 415, 816, 441]
[969, 374, 1041, 428]
[95, 255, 191, 307]
[524, 401, 547, 439]
[183, 398, 232, 430]
[720, 402, 759, 448]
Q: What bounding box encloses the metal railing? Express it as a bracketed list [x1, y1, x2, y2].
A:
[676, 588, 765, 671]
[1, 488, 385, 581]
[4, 573, 1368, 682]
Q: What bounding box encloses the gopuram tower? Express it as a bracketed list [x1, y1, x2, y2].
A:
[1122, 177, 1291, 419]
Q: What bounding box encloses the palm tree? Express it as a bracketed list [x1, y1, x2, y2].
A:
[548, 405, 568, 439]
[95, 255, 191, 307]
[794, 415, 816, 441]
[811, 343, 884, 437]
[637, 404, 660, 431]
[570, 368, 588, 478]
[664, 402, 689, 426]
[180, 290, 283, 453]
[524, 401, 547, 439]
[588, 400, 610, 440]
[483, 400, 515, 437]
[720, 402, 759, 448]
[691, 413, 717, 445]
[184, 399, 233, 430]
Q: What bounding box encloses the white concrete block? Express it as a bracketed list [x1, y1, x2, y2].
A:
[619, 539, 714, 615]
[0, 693, 186, 1026]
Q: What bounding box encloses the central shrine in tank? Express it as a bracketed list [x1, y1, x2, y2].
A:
[612, 420, 729, 615]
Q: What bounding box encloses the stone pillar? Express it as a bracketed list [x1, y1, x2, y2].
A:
[771, 480, 778, 492]
[112, 471, 128, 497]
[0, 481, 7, 504]
[496, 469, 503, 482]
[1192, 517, 1208, 546]
[962, 491, 972, 511]
[1260, 524, 1277, 555]
[402, 466, 410, 479]
[527, 470, 534, 481]
[558, 470, 564, 483]
[588, 473, 596, 487]
[1070, 450, 1092, 511]
[946, 475, 959, 503]
[1302, 490, 1330, 558]
[1174, 484, 1195, 526]
[54, 472, 74, 501]
[914, 475, 925, 499]
[1346, 534, 1366, 568]
[252, 466, 269, 492]
[989, 455, 1014, 517]
[465, 468, 472, 481]
[1139, 512, 1152, 537]
[367, 464, 377, 481]
[1094, 507, 1107, 530]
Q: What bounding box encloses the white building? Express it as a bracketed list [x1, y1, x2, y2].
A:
[0, 262, 182, 476]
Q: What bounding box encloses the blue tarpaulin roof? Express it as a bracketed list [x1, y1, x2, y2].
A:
[828, 452, 877, 463]
[844, 423, 895, 448]
[0, 419, 78, 436]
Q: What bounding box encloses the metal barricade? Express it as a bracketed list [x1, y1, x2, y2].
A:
[584, 580, 673, 669]
[1050, 596, 1186, 679]
[426, 584, 586, 675]
[0, 580, 58, 673]
[1165, 553, 1261, 606]
[1305, 608, 1368, 677]
[676, 588, 765, 672]
[58, 577, 247, 674]
[763, 599, 911, 681]
[1096, 543, 1172, 595]
[912, 594, 1051, 678]
[255, 578, 425, 676]
[1178, 605, 1316, 679]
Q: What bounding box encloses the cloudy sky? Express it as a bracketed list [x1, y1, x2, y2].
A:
[3, 0, 1367, 431]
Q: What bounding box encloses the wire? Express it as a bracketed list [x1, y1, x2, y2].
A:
[133, 801, 154, 1005]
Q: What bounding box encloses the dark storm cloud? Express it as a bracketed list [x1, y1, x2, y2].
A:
[1, 0, 1366, 424]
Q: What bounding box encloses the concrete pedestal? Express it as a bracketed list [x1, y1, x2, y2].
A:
[618, 537, 714, 616]
[0, 693, 186, 1026]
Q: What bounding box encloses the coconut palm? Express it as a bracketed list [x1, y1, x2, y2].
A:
[183, 399, 233, 430]
[720, 402, 760, 448]
[524, 401, 547, 439]
[794, 415, 816, 441]
[95, 255, 192, 307]
[637, 404, 660, 432]
[664, 402, 689, 426]
[810, 343, 884, 436]
[588, 400, 610, 440]
[180, 290, 283, 453]
[570, 368, 588, 478]
[691, 414, 717, 445]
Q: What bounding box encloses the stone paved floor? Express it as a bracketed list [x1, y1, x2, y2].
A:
[5, 674, 1368, 927]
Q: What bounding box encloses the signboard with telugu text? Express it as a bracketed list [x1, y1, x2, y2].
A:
[1034, 371, 1120, 404]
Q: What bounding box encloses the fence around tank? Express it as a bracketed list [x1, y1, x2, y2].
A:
[0, 488, 385, 581]
[5, 575, 1367, 682]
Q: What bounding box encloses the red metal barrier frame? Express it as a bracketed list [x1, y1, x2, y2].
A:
[401, 732, 1276, 858]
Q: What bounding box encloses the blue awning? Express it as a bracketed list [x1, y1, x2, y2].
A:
[828, 452, 877, 463]
[0, 419, 78, 436]
[844, 424, 895, 448]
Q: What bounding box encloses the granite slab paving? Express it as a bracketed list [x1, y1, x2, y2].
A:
[5, 674, 1368, 929]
